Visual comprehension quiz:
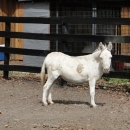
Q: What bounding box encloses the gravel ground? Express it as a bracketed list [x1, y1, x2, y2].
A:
[0, 74, 130, 130]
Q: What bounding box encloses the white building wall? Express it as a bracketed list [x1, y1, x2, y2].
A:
[24, 2, 50, 67]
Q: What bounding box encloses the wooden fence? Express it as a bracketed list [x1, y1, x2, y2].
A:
[0, 0, 24, 60]
[0, 16, 130, 79]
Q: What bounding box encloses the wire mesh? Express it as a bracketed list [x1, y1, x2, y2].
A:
[50, 0, 130, 72]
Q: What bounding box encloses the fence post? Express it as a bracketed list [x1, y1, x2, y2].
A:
[3, 22, 10, 79]
[60, 23, 69, 86]
[62, 23, 69, 51]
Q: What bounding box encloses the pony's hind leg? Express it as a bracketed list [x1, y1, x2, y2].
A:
[42, 80, 53, 106]
[47, 81, 56, 104]
[48, 77, 59, 104]
[48, 91, 54, 105]
[42, 71, 59, 106]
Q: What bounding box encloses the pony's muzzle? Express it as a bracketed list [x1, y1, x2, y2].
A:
[103, 68, 110, 73]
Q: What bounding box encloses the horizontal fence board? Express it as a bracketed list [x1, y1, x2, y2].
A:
[60, 1, 130, 8]
[112, 55, 130, 62]
[0, 16, 62, 24]
[63, 17, 130, 25]
[0, 16, 130, 25]
[0, 65, 130, 79]
[0, 31, 130, 43]
[0, 47, 51, 56]
[0, 65, 41, 73]
[103, 71, 130, 79]
[0, 47, 130, 63]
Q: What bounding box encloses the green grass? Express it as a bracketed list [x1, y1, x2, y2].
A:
[102, 78, 130, 92]
[106, 78, 130, 84]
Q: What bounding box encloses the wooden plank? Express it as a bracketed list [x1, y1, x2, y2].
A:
[1, 47, 130, 63]
[0, 0, 3, 44]
[1, 16, 130, 25]
[10, 0, 15, 60]
[0, 0, 5, 44]
[14, 2, 20, 60]
[0, 16, 62, 24]
[0, 47, 51, 56]
[0, 65, 41, 73]
[17, 2, 24, 60]
[60, 1, 130, 8]
[1, 31, 130, 43]
[14, 2, 23, 60]
[10, 1, 24, 60]
[2, 0, 7, 30]
[103, 71, 130, 79]
[121, 7, 130, 55]
[3, 22, 11, 79]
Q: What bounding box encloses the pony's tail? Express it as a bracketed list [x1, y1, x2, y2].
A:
[41, 62, 46, 86]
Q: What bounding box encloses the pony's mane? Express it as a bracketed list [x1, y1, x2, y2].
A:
[93, 48, 100, 53]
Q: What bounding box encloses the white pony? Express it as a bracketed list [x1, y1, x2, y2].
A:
[41, 42, 112, 107]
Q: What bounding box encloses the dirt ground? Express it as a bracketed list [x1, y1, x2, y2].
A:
[0, 74, 130, 130]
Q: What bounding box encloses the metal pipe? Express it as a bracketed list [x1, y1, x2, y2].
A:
[92, 0, 97, 51]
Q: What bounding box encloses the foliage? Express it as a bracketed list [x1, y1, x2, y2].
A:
[104, 78, 130, 84]
[102, 78, 130, 93]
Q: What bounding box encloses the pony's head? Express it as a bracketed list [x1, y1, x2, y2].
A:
[98, 42, 112, 73]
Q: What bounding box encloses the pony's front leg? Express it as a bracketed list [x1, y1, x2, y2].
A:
[89, 79, 97, 107]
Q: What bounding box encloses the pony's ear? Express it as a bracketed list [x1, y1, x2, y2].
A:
[107, 41, 113, 51]
[98, 42, 105, 51]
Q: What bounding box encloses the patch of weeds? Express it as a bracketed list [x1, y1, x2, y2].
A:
[102, 78, 130, 93]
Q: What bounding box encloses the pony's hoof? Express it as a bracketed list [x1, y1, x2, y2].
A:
[49, 102, 54, 105]
[42, 102, 48, 106]
[90, 104, 97, 108]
